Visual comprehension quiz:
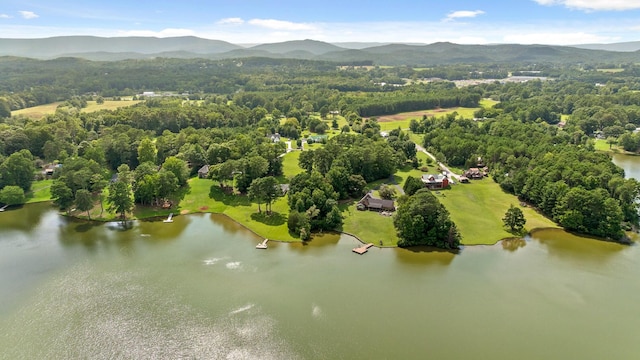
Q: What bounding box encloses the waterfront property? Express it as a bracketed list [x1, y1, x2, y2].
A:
[357, 193, 395, 212]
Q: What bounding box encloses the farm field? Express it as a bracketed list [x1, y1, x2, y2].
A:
[11, 100, 141, 119]
[376, 98, 498, 131]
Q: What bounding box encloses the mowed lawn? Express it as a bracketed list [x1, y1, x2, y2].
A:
[12, 100, 141, 119]
[178, 177, 298, 241]
[437, 179, 558, 245]
[26, 179, 53, 203]
[340, 203, 398, 246]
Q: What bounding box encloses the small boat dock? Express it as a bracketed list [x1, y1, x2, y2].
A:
[256, 239, 269, 249]
[163, 213, 174, 223]
[352, 243, 374, 255]
[0, 205, 7, 212]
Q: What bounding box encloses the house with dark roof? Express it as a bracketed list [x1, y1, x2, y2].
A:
[197, 165, 210, 179]
[421, 174, 449, 190]
[463, 168, 485, 179]
[357, 193, 395, 212]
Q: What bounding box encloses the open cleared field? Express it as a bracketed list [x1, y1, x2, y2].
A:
[26, 179, 53, 203]
[375, 102, 499, 132]
[280, 150, 304, 181]
[12, 100, 141, 119]
[594, 138, 623, 153]
[437, 178, 558, 245]
[597, 68, 624, 73]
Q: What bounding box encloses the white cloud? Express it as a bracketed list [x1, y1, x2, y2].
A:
[0, 14, 11, 19]
[444, 10, 485, 21]
[217, 17, 244, 25]
[19, 11, 39, 19]
[117, 28, 196, 37]
[247, 18, 316, 31]
[533, 0, 640, 11]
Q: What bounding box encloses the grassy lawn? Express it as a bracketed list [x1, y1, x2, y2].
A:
[12, 103, 63, 119]
[178, 178, 298, 241]
[479, 98, 499, 108]
[340, 202, 398, 246]
[26, 179, 53, 203]
[83, 100, 142, 112]
[437, 179, 558, 245]
[281, 150, 303, 180]
[12, 100, 141, 119]
[594, 138, 623, 153]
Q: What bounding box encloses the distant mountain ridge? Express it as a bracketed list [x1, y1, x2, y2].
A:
[1, 36, 639, 65]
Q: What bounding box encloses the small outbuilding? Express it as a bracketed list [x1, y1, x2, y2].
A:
[198, 165, 210, 179]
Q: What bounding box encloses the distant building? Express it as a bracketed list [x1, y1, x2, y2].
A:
[421, 174, 449, 190]
[463, 168, 485, 179]
[269, 133, 281, 143]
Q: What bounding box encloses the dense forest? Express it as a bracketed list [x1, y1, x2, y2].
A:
[1, 57, 639, 244]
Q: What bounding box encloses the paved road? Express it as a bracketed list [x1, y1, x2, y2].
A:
[415, 144, 461, 180]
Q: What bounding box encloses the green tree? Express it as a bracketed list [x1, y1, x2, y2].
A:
[50, 180, 74, 213]
[379, 184, 397, 200]
[107, 180, 134, 219]
[248, 176, 282, 214]
[156, 169, 179, 201]
[298, 150, 314, 173]
[74, 189, 94, 219]
[236, 155, 269, 193]
[134, 174, 159, 205]
[502, 204, 526, 232]
[0, 185, 26, 206]
[137, 138, 157, 165]
[287, 210, 311, 240]
[394, 189, 460, 249]
[0, 150, 35, 192]
[210, 160, 238, 189]
[90, 173, 108, 216]
[0, 98, 11, 118]
[403, 176, 424, 196]
[161, 156, 189, 186]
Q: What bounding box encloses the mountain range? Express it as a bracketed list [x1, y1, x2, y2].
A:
[1, 36, 639, 65]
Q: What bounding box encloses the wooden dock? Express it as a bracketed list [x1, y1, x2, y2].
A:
[163, 213, 174, 223]
[256, 239, 269, 249]
[352, 243, 374, 255]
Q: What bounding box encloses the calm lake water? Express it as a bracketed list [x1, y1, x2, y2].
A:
[1, 154, 640, 359]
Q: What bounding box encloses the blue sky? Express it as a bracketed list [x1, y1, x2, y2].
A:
[1, 0, 640, 44]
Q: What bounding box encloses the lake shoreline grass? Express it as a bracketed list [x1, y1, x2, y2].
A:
[22, 175, 607, 248]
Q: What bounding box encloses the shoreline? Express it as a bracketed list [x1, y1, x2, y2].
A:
[23, 200, 633, 248]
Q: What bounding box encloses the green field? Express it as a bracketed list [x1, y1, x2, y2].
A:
[596, 68, 624, 73]
[437, 179, 558, 245]
[26, 179, 53, 203]
[12, 100, 141, 119]
[340, 203, 398, 246]
[376, 99, 498, 132]
[280, 151, 304, 180]
[178, 178, 298, 241]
